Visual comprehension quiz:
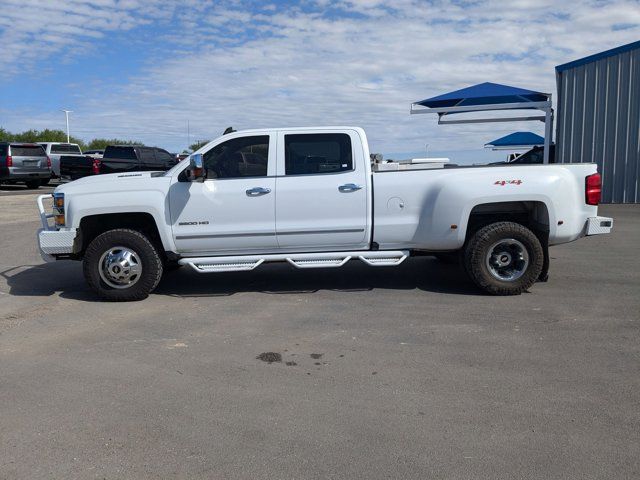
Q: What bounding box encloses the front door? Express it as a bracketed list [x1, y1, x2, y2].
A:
[170, 134, 277, 255]
[275, 131, 369, 251]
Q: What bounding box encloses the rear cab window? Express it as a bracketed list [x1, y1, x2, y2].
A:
[51, 144, 81, 154]
[104, 146, 137, 160]
[284, 133, 353, 175]
[10, 145, 46, 156]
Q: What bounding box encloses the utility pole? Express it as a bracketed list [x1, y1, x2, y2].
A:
[61, 109, 72, 143]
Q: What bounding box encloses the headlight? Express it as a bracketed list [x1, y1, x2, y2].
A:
[53, 192, 65, 227]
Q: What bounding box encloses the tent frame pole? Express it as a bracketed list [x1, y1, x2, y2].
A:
[542, 103, 554, 164]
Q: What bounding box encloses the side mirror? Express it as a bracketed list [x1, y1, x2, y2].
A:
[187, 153, 205, 182]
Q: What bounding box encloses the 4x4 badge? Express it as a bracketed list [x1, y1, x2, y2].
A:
[494, 180, 522, 186]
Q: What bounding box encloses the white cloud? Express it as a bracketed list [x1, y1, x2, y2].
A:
[1, 0, 639, 158]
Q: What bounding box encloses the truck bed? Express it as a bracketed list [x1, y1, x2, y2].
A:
[371, 162, 600, 250]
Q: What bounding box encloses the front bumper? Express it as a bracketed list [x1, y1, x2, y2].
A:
[37, 228, 77, 261]
[36, 194, 77, 261]
[586, 216, 613, 235]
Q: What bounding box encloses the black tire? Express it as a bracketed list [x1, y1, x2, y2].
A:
[83, 229, 163, 301]
[40, 178, 50, 186]
[464, 222, 543, 295]
[25, 180, 40, 189]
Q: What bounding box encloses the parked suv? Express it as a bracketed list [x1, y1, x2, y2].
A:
[0, 142, 51, 189]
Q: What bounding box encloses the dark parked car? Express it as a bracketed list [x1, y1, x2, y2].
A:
[60, 145, 177, 180]
[0, 142, 51, 188]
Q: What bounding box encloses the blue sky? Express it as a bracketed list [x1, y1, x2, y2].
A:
[0, 0, 638, 161]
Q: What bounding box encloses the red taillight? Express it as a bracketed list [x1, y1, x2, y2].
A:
[586, 173, 601, 205]
[6, 155, 12, 167]
[46, 156, 52, 168]
[92, 158, 101, 175]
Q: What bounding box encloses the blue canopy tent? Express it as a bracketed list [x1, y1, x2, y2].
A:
[410, 82, 554, 163]
[485, 131, 545, 150]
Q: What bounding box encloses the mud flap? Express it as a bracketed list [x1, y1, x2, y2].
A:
[537, 232, 549, 282]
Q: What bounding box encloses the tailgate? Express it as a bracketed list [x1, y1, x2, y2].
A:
[60, 155, 94, 178]
[9, 145, 47, 170]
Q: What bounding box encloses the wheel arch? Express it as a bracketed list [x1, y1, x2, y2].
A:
[77, 212, 167, 257]
[463, 200, 551, 243]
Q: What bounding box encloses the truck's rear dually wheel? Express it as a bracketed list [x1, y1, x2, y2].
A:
[464, 221, 543, 295]
[83, 229, 163, 301]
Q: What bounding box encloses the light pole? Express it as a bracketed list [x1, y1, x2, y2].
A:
[61, 109, 72, 143]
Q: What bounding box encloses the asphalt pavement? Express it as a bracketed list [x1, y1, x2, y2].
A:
[0, 196, 638, 479]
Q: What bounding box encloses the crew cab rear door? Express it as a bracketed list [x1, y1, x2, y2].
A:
[275, 130, 370, 250]
[169, 133, 277, 255]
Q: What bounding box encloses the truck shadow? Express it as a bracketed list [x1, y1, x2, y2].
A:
[157, 257, 480, 297]
[0, 262, 97, 301]
[1, 257, 481, 301]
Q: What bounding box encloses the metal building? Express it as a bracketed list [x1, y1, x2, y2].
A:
[555, 40, 640, 203]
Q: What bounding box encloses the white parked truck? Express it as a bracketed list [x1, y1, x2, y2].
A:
[39, 142, 84, 178]
[37, 127, 612, 301]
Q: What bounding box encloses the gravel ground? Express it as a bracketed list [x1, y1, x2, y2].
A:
[0, 195, 638, 479]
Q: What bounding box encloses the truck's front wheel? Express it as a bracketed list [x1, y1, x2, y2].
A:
[83, 229, 163, 301]
[464, 222, 543, 295]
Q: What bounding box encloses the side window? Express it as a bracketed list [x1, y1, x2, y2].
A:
[0, 145, 6, 156]
[285, 133, 352, 175]
[203, 135, 269, 179]
[139, 148, 156, 165]
[154, 149, 175, 164]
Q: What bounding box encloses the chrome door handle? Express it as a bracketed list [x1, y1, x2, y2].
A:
[246, 187, 271, 196]
[338, 183, 363, 192]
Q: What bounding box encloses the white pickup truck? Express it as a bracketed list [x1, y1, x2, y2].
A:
[39, 142, 84, 178]
[36, 127, 612, 301]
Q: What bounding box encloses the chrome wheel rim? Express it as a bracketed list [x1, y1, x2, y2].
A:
[98, 246, 142, 289]
[485, 238, 529, 282]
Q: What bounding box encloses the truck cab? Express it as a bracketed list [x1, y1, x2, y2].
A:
[170, 128, 370, 255]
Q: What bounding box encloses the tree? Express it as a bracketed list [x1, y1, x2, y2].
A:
[1, 128, 86, 147]
[0, 127, 144, 151]
[189, 139, 210, 152]
[0, 127, 14, 142]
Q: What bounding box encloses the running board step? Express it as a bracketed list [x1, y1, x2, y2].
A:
[286, 257, 351, 268]
[190, 259, 264, 273]
[180, 251, 408, 273]
[358, 254, 407, 266]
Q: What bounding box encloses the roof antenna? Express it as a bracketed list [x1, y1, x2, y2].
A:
[223, 126, 236, 135]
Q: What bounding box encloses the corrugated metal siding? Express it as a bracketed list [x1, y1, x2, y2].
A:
[556, 47, 640, 203]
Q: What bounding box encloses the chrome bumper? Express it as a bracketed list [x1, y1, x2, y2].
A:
[36, 194, 76, 261]
[586, 216, 613, 235]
